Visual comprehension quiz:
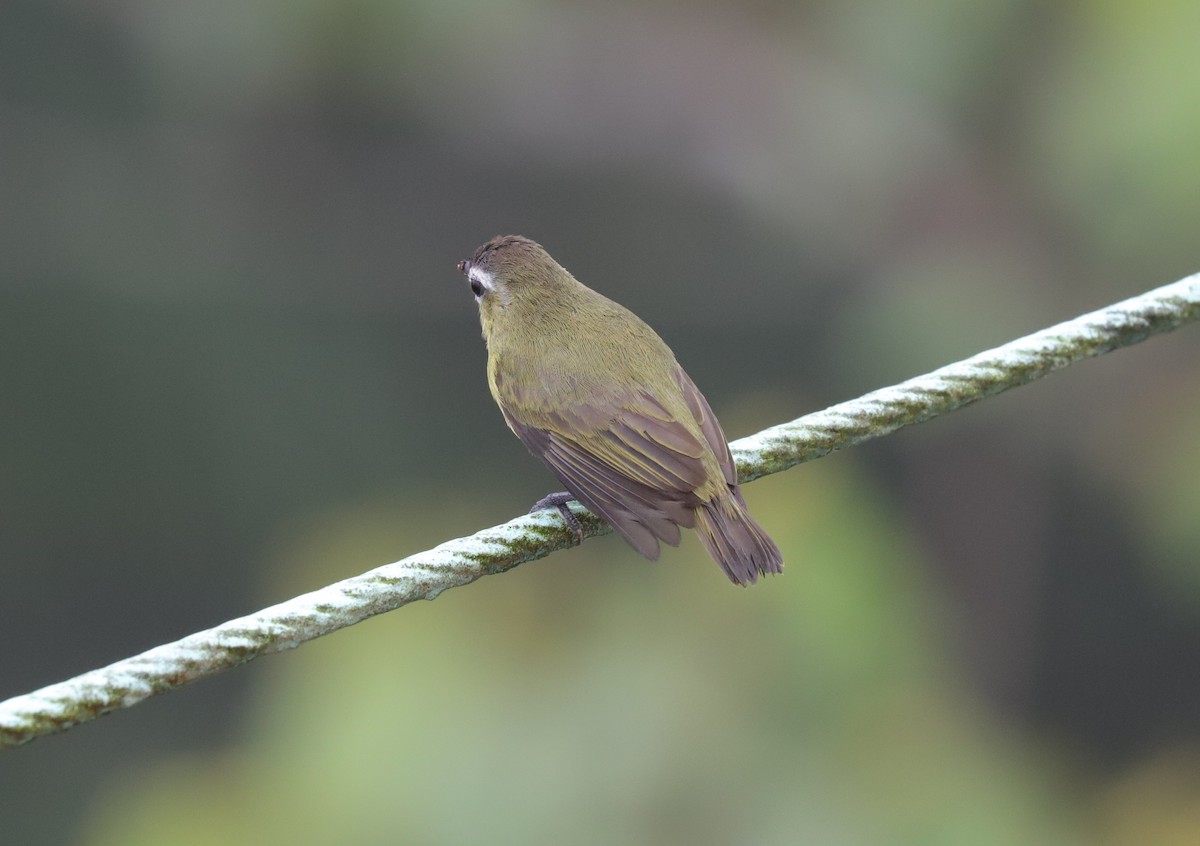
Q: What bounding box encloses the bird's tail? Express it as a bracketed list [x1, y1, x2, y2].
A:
[693, 492, 783, 586]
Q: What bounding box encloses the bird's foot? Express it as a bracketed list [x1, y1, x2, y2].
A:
[530, 491, 583, 545]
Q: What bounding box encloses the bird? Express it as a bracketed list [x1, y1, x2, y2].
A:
[456, 235, 782, 585]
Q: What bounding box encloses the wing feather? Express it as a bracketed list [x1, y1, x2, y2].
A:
[673, 367, 738, 487]
[500, 376, 716, 559]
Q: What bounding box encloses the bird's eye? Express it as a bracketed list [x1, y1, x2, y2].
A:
[470, 280, 485, 298]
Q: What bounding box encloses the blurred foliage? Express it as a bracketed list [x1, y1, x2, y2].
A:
[82, 465, 1084, 845]
[1, 1, 1198, 844]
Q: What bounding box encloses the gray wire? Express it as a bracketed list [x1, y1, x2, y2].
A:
[2, 272, 1198, 750]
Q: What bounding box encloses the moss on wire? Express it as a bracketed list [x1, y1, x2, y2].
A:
[2, 272, 1198, 750]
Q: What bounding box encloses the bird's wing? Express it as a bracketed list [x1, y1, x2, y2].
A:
[671, 366, 738, 489]
[503, 373, 721, 560]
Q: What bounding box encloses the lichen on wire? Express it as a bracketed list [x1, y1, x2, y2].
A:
[2, 272, 1198, 750]
[733, 271, 1200, 480]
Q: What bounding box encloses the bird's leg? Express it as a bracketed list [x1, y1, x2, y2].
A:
[530, 491, 584, 544]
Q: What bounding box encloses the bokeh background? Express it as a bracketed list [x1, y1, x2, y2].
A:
[3, 1, 1200, 844]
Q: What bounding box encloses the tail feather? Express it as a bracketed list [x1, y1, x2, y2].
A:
[693, 494, 783, 586]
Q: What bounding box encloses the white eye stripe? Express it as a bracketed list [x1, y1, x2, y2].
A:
[468, 267, 495, 292]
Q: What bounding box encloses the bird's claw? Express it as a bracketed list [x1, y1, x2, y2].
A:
[530, 491, 584, 545]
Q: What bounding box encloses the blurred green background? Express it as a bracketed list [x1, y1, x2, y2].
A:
[3, 1, 1200, 844]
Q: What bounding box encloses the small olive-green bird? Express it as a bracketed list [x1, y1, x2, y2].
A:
[457, 235, 782, 585]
